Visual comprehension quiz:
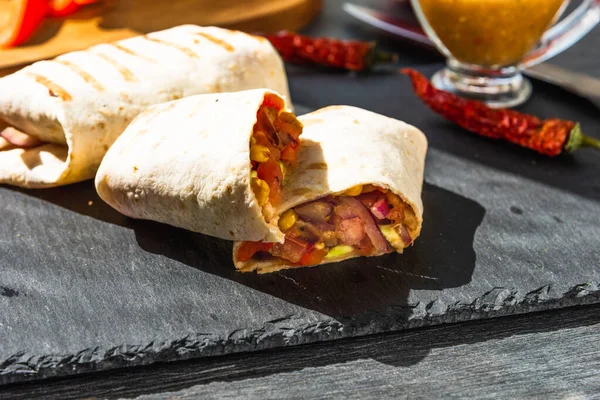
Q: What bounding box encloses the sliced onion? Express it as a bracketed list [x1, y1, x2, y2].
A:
[270, 235, 309, 263]
[335, 196, 390, 254]
[1, 127, 43, 148]
[396, 224, 413, 246]
[370, 198, 390, 220]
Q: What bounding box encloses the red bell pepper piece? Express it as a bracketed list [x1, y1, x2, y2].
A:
[0, 0, 48, 48]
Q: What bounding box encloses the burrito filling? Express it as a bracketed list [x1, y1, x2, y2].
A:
[237, 185, 417, 266]
[0, 126, 45, 151]
[250, 94, 303, 222]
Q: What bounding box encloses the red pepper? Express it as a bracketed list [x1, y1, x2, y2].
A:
[296, 247, 328, 266]
[0, 0, 48, 48]
[402, 68, 600, 156]
[0, 0, 99, 48]
[257, 159, 283, 206]
[236, 242, 274, 262]
[261, 93, 284, 112]
[48, 0, 81, 17]
[265, 31, 398, 72]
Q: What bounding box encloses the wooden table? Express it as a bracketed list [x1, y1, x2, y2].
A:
[2, 1, 600, 398]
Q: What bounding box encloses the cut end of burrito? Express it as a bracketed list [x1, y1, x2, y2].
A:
[234, 185, 420, 273]
[95, 89, 301, 243]
[249, 93, 303, 226]
[233, 105, 427, 274]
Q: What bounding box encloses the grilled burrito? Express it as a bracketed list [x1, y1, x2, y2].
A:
[0, 25, 290, 188]
[95, 89, 303, 242]
[234, 106, 428, 273]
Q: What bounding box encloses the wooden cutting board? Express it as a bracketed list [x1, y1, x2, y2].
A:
[0, 0, 321, 71]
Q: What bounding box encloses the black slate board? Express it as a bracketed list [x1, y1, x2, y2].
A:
[2, 1, 600, 385]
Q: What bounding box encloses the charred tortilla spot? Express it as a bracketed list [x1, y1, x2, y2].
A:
[143, 36, 200, 58]
[111, 43, 156, 63]
[193, 32, 235, 52]
[26, 73, 72, 101]
[53, 59, 104, 92]
[90, 51, 138, 82]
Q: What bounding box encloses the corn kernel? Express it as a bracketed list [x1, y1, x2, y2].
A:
[250, 145, 270, 162]
[251, 170, 258, 178]
[251, 177, 270, 206]
[250, 136, 257, 146]
[344, 185, 363, 196]
[279, 161, 286, 177]
[278, 209, 297, 232]
[315, 242, 325, 250]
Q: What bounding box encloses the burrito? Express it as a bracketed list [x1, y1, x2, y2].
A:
[95, 89, 303, 242]
[0, 25, 290, 188]
[233, 106, 428, 273]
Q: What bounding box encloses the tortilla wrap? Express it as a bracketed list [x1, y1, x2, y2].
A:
[95, 89, 296, 243]
[233, 105, 428, 273]
[0, 25, 290, 188]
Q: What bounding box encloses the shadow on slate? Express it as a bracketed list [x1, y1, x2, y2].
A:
[134, 182, 485, 318]
[3, 303, 599, 400]
[10, 181, 131, 228]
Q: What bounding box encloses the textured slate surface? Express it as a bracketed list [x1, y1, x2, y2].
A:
[1, 0, 600, 386]
[4, 304, 598, 400]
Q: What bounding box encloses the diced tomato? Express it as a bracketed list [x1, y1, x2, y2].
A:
[281, 143, 298, 164]
[257, 159, 283, 205]
[262, 93, 284, 111]
[355, 235, 375, 256]
[274, 112, 303, 142]
[297, 248, 328, 266]
[270, 235, 309, 263]
[336, 217, 365, 246]
[236, 241, 274, 262]
[255, 107, 279, 143]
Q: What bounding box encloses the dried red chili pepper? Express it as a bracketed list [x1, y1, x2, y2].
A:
[401, 68, 600, 156]
[264, 31, 397, 72]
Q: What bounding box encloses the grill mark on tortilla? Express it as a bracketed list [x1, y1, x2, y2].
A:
[193, 32, 235, 51]
[307, 162, 328, 170]
[143, 36, 200, 58]
[90, 51, 138, 82]
[53, 59, 104, 92]
[26, 73, 72, 101]
[110, 43, 156, 62]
